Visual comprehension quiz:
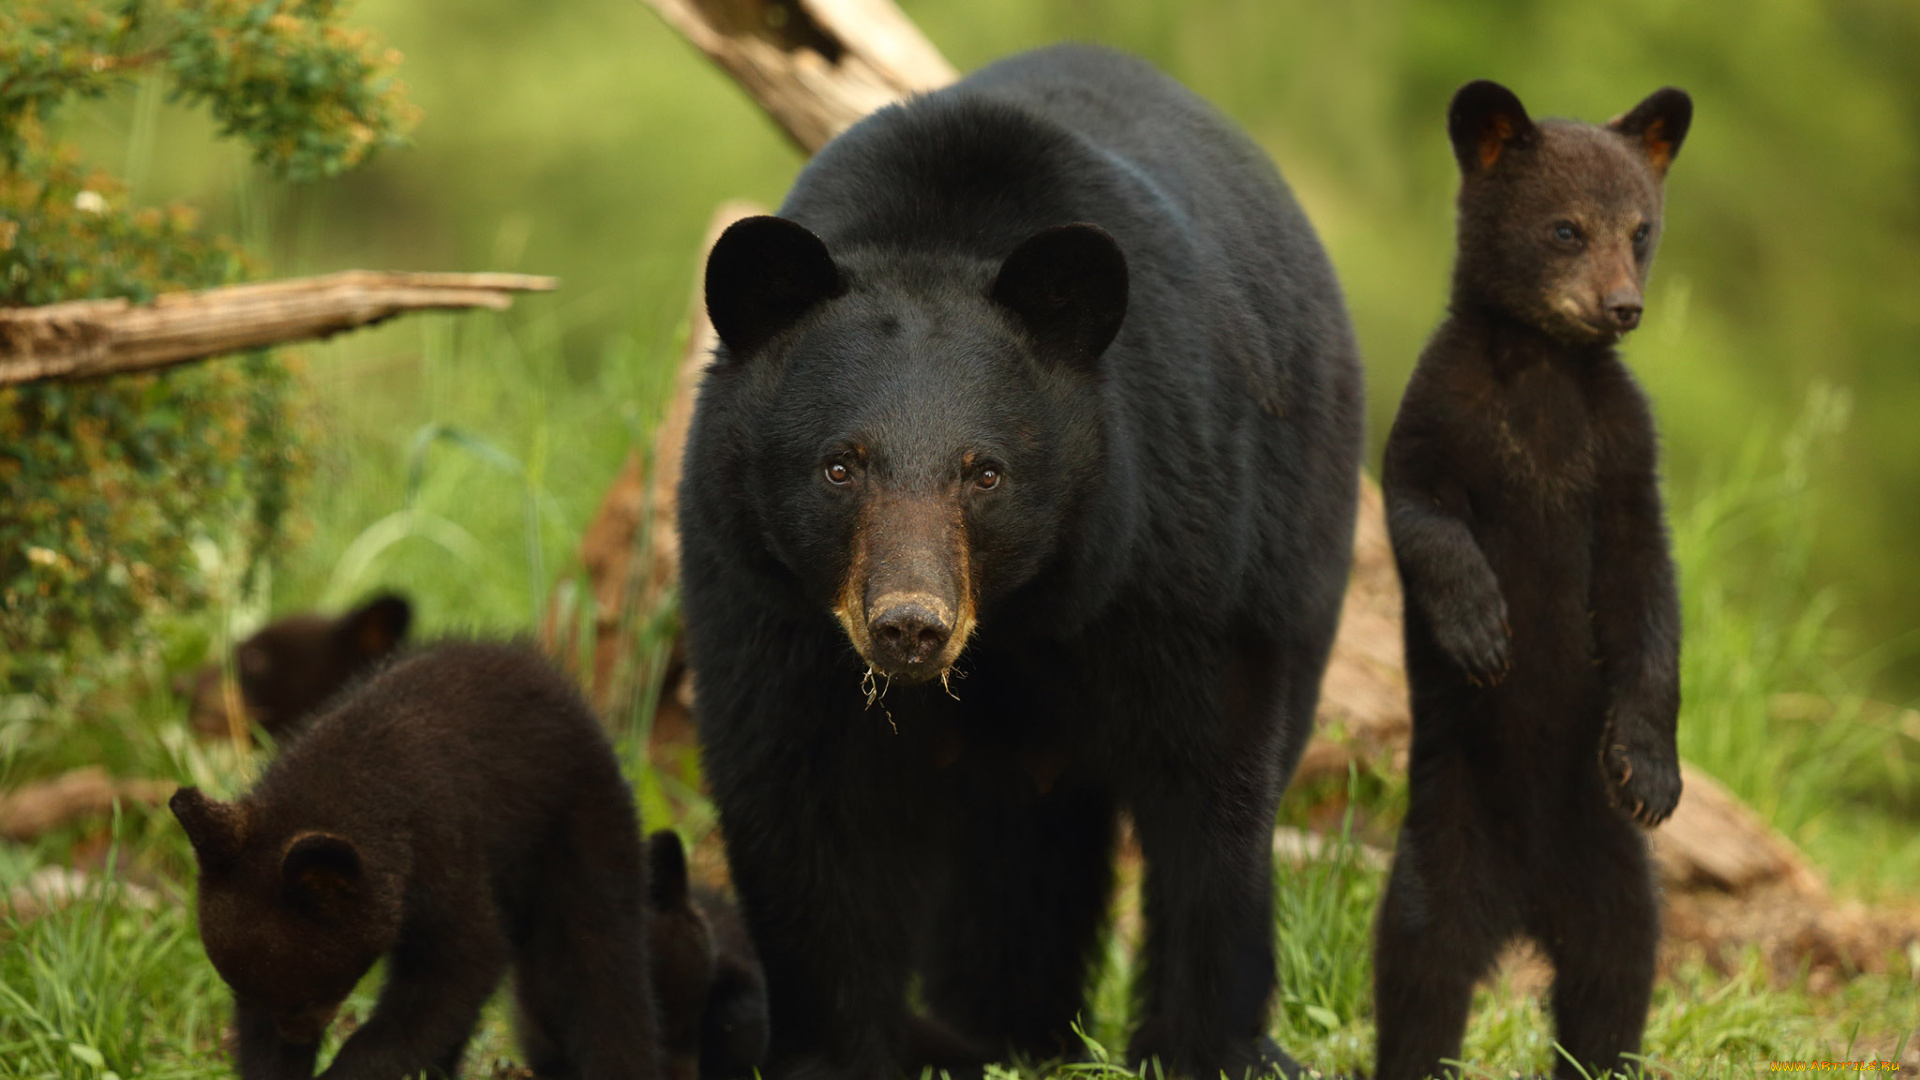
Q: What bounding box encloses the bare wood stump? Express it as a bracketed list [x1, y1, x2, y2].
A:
[575, 201, 764, 713]
[637, 0, 956, 154]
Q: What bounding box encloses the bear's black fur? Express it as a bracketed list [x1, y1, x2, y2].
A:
[679, 44, 1364, 1080]
[1372, 81, 1692, 1080]
[646, 830, 770, 1080]
[185, 593, 412, 742]
[171, 641, 658, 1080]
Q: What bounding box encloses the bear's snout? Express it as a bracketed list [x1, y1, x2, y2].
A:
[833, 491, 977, 684]
[867, 594, 953, 672]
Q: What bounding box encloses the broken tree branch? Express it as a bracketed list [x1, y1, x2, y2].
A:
[636, 0, 956, 153]
[0, 270, 558, 386]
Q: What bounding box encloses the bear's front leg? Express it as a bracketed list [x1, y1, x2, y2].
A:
[316, 895, 510, 1080]
[706, 703, 936, 1080]
[1121, 660, 1299, 1080]
[1384, 463, 1511, 688]
[1592, 453, 1682, 828]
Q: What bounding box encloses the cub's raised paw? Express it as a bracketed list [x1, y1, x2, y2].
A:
[1602, 725, 1682, 827]
[1431, 590, 1512, 687]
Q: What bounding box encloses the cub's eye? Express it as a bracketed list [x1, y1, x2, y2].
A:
[824, 462, 852, 486]
[1632, 223, 1652, 245]
[1553, 222, 1579, 244]
[974, 467, 1002, 491]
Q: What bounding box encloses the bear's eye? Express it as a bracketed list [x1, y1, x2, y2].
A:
[1632, 223, 1651, 245]
[824, 462, 852, 486]
[1552, 222, 1580, 244]
[975, 467, 1002, 491]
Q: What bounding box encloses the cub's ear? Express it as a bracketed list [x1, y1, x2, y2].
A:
[1448, 80, 1537, 174]
[991, 223, 1129, 371]
[705, 216, 844, 359]
[170, 787, 248, 870]
[339, 593, 411, 661]
[647, 829, 691, 911]
[1609, 87, 1692, 178]
[281, 831, 363, 919]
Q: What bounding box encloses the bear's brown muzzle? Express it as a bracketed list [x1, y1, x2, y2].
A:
[835, 492, 975, 684]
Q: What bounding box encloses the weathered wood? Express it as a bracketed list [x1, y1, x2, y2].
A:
[0, 270, 557, 386]
[577, 201, 762, 710]
[637, 0, 956, 154]
[0, 766, 174, 842]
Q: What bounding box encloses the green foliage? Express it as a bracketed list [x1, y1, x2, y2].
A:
[0, 0, 416, 702]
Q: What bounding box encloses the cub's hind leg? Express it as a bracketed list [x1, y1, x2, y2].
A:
[1530, 798, 1658, 1080]
[1373, 756, 1520, 1080]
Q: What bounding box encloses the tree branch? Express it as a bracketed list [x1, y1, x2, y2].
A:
[0, 270, 558, 386]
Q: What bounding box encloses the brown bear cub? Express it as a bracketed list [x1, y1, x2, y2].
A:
[645, 830, 768, 1080]
[171, 641, 658, 1080]
[1373, 80, 1691, 1080]
[185, 593, 411, 742]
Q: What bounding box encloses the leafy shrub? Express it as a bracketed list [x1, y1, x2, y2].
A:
[0, 0, 417, 701]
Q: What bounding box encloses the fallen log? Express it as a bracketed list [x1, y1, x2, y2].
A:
[0, 766, 174, 842]
[0, 270, 557, 386]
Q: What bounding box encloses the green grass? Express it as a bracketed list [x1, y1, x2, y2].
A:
[6, 302, 1919, 1078]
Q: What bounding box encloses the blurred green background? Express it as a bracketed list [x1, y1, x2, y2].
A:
[60, 0, 1920, 688]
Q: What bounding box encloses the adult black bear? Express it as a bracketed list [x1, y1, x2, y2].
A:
[171, 642, 658, 1080]
[1372, 81, 1691, 1080]
[679, 44, 1363, 1080]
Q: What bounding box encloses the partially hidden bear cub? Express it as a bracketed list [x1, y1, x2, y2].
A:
[1373, 81, 1692, 1079]
[646, 830, 769, 1080]
[171, 641, 658, 1080]
[184, 593, 412, 742]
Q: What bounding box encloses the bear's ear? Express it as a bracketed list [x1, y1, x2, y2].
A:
[338, 593, 411, 661]
[647, 829, 691, 911]
[991, 223, 1129, 371]
[281, 831, 363, 919]
[1608, 87, 1692, 178]
[1448, 80, 1537, 174]
[705, 216, 844, 359]
[170, 787, 249, 870]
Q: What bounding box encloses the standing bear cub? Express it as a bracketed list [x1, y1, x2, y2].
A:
[680, 44, 1363, 1080]
[1373, 81, 1692, 1079]
[172, 641, 658, 1080]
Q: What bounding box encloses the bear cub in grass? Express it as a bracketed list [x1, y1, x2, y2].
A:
[1373, 82, 1692, 1080]
[184, 593, 411, 742]
[172, 641, 657, 1080]
[646, 831, 769, 1080]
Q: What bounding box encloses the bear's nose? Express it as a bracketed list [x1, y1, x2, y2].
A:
[1603, 286, 1643, 332]
[868, 601, 951, 670]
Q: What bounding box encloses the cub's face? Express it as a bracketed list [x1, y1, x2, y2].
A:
[199, 881, 387, 1043]
[704, 219, 1126, 684]
[171, 789, 401, 1045]
[185, 595, 410, 739]
[1448, 81, 1692, 343]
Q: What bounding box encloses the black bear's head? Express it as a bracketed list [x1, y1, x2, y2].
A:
[1448, 80, 1692, 342]
[186, 593, 412, 741]
[704, 215, 1126, 683]
[171, 787, 405, 1045]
